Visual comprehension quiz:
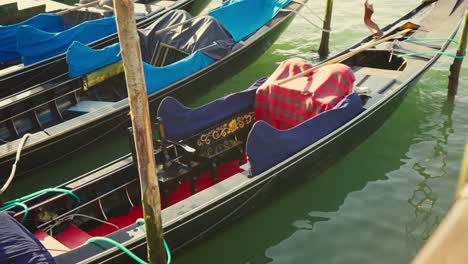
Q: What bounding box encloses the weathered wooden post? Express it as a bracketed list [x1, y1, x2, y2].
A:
[112, 1, 165, 263]
[447, 12, 468, 97]
[412, 144, 468, 264]
[318, 0, 333, 57]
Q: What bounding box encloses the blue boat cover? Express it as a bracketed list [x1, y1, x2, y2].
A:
[143, 51, 214, 94]
[157, 78, 266, 141]
[67, 41, 213, 94]
[0, 14, 64, 63]
[67, 41, 121, 78]
[208, 0, 291, 41]
[246, 93, 363, 176]
[0, 212, 55, 264]
[17, 16, 116, 65]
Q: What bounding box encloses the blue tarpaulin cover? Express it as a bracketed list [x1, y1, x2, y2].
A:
[208, 0, 291, 41]
[0, 14, 64, 63]
[67, 41, 121, 78]
[17, 16, 116, 65]
[66, 41, 214, 95]
[246, 93, 363, 176]
[143, 51, 214, 94]
[157, 78, 266, 141]
[0, 212, 55, 264]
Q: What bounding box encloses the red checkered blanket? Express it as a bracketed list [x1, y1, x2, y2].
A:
[255, 58, 355, 129]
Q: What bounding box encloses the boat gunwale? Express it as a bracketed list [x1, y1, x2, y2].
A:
[0, 0, 198, 81]
[0, 0, 303, 163]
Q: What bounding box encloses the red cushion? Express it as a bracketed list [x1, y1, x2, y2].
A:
[53, 224, 92, 249]
[255, 58, 355, 129]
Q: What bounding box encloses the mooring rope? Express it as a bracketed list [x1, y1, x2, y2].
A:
[0, 188, 81, 223]
[291, 0, 325, 22]
[0, 133, 31, 195]
[397, 51, 466, 59]
[280, 8, 331, 32]
[86, 222, 172, 264]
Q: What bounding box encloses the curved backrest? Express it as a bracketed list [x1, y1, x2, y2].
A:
[17, 16, 116, 65]
[247, 92, 363, 176]
[0, 13, 64, 63]
[157, 78, 266, 141]
[254, 59, 355, 129]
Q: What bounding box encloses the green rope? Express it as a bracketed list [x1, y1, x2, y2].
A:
[87, 237, 147, 264]
[1, 202, 28, 223]
[2, 188, 80, 206]
[0, 188, 80, 223]
[397, 51, 466, 59]
[136, 218, 172, 264]
[86, 231, 172, 264]
[403, 37, 459, 45]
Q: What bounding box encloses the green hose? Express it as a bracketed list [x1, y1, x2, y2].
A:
[398, 51, 466, 59]
[3, 188, 80, 205]
[403, 37, 459, 45]
[1, 202, 28, 222]
[0, 188, 80, 223]
[136, 218, 172, 264]
[87, 237, 148, 264]
[86, 235, 171, 264]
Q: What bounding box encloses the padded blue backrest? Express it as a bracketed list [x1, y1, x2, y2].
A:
[0, 212, 55, 263]
[17, 16, 116, 65]
[67, 41, 121, 78]
[157, 78, 267, 141]
[143, 51, 214, 94]
[209, 0, 291, 41]
[246, 93, 363, 176]
[0, 14, 64, 63]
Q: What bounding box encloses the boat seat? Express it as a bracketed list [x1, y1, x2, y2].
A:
[148, 109, 252, 187]
[68, 100, 114, 113]
[352, 66, 401, 80]
[353, 71, 397, 94]
[53, 224, 92, 249]
[34, 230, 70, 257]
[255, 59, 354, 129]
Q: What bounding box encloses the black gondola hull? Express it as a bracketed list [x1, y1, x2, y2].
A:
[0, 9, 299, 180]
[0, 0, 210, 96]
[76, 78, 417, 264]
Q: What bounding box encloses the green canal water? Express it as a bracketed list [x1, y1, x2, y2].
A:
[5, 0, 468, 263]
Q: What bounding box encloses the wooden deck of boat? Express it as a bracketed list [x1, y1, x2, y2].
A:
[0, 0, 72, 24]
[1, 0, 71, 12]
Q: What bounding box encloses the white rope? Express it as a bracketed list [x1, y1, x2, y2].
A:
[292, 0, 325, 22]
[280, 8, 331, 32]
[43, 213, 119, 235]
[0, 133, 31, 195]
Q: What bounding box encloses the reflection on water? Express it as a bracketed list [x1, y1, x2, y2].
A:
[406, 99, 454, 241]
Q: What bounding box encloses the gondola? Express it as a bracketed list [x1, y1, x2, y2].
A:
[0, 0, 465, 263]
[0, 0, 306, 180]
[0, 0, 210, 94]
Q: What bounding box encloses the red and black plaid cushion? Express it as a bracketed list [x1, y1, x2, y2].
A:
[255, 58, 355, 129]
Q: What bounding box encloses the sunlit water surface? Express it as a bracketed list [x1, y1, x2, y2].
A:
[6, 0, 468, 263]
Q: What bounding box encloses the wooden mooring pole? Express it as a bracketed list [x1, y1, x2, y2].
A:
[412, 144, 468, 264]
[112, 1, 165, 263]
[318, 0, 333, 57]
[447, 12, 468, 97]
